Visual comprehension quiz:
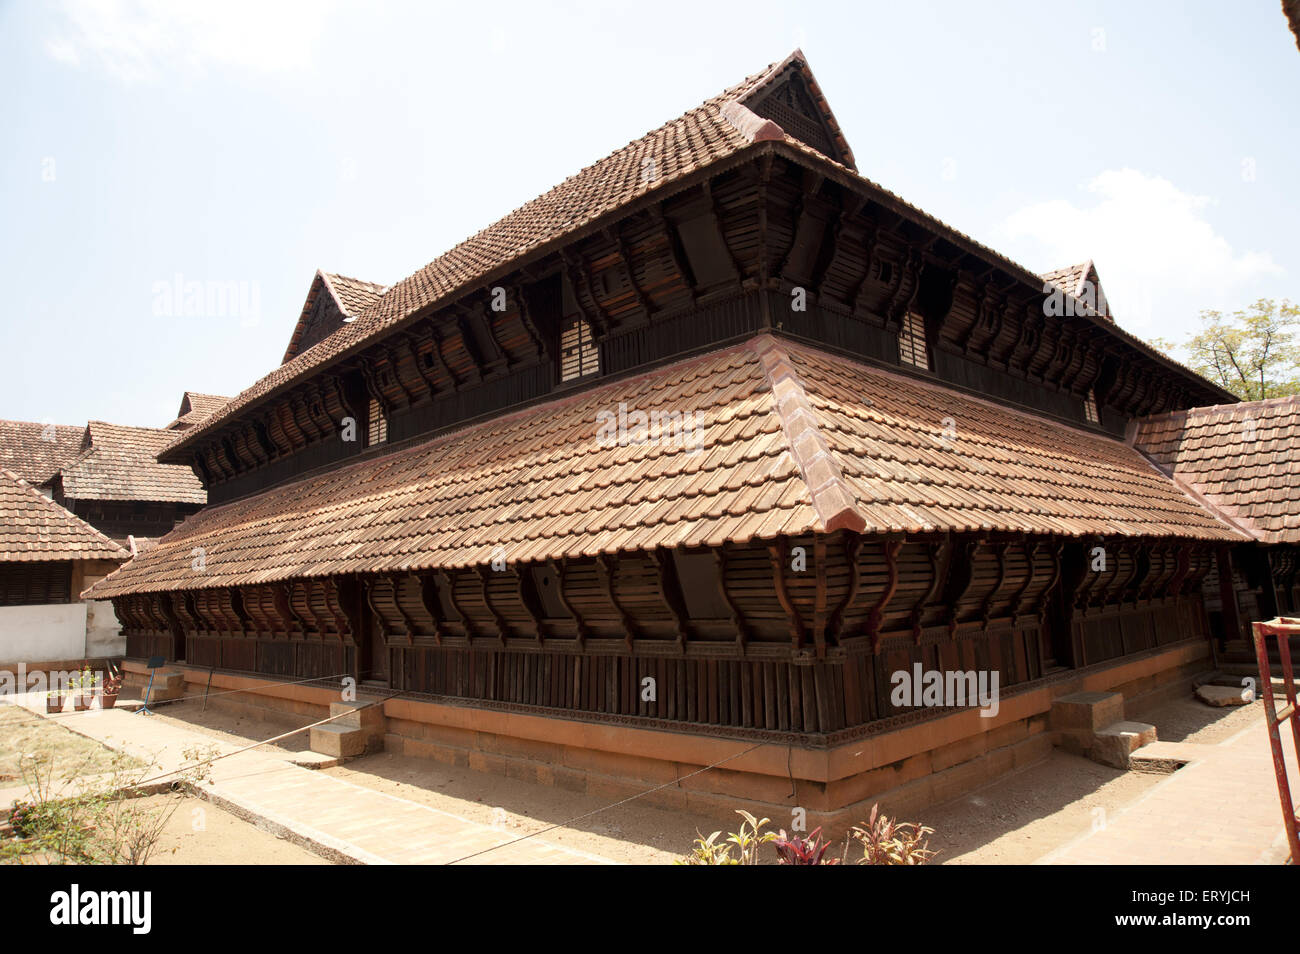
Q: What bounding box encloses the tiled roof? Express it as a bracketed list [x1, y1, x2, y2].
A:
[781, 340, 1237, 539]
[167, 392, 230, 430]
[160, 52, 1233, 464]
[56, 421, 206, 505]
[159, 54, 849, 460]
[0, 420, 85, 484]
[281, 270, 387, 364]
[86, 336, 1240, 598]
[1040, 260, 1111, 321]
[325, 272, 386, 317]
[0, 468, 128, 563]
[1133, 396, 1300, 544]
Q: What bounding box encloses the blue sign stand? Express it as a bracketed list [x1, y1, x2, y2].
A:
[137, 656, 165, 716]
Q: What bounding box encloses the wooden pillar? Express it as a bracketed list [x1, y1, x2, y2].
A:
[1216, 546, 1243, 648]
[1258, 547, 1282, 621]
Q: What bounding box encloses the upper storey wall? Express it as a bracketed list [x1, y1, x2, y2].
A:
[183, 150, 1229, 506]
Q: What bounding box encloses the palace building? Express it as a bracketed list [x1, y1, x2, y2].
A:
[86, 53, 1299, 823]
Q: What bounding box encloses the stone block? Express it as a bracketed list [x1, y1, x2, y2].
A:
[1196, 684, 1254, 707]
[1090, 721, 1157, 769]
[1050, 691, 1125, 732]
[310, 724, 367, 759]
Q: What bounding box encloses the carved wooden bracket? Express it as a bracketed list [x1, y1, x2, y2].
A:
[867, 539, 903, 653]
[767, 538, 806, 653]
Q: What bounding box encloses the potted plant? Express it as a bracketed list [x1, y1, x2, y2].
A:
[71, 665, 95, 711]
[100, 664, 123, 709]
[44, 691, 64, 714]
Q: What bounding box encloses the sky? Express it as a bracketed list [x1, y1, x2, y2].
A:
[1, 0, 1296, 429]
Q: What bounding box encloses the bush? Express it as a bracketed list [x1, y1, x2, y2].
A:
[2, 747, 203, 865]
[678, 804, 937, 866]
[849, 804, 936, 865]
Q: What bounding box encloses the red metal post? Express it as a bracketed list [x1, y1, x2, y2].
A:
[1252, 616, 1300, 864]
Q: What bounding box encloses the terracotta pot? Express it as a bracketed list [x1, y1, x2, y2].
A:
[73, 694, 91, 711]
[45, 696, 62, 714]
[102, 692, 118, 710]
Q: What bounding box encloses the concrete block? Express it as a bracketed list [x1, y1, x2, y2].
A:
[1090, 721, 1158, 770]
[1050, 691, 1125, 732]
[310, 723, 367, 759]
[330, 700, 384, 730]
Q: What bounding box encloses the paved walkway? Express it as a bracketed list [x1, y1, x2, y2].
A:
[4, 695, 615, 865]
[1039, 708, 1299, 865]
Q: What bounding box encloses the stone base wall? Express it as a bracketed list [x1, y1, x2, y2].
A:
[127, 640, 1211, 835]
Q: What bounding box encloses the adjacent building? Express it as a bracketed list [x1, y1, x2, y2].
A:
[44, 419, 208, 549]
[0, 467, 127, 662]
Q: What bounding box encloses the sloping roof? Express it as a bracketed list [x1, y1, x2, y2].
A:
[86, 335, 1240, 599]
[1040, 260, 1112, 321]
[158, 53, 860, 460]
[1133, 396, 1300, 544]
[0, 468, 128, 563]
[55, 421, 206, 505]
[281, 270, 387, 365]
[160, 52, 1233, 465]
[0, 420, 85, 484]
[167, 392, 230, 430]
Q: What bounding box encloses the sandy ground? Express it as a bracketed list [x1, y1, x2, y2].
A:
[0, 704, 134, 784]
[0, 703, 330, 865]
[322, 751, 728, 864]
[88, 688, 1273, 865]
[144, 699, 311, 757]
[138, 700, 765, 863]
[144, 793, 328, 865]
[925, 693, 1269, 863]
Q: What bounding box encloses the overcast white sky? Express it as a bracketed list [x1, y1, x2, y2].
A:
[2, 0, 1296, 427]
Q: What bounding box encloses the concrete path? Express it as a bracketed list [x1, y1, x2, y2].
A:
[3, 695, 616, 865]
[1039, 707, 1299, 865]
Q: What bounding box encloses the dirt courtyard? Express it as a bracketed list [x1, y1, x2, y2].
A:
[0, 702, 324, 865]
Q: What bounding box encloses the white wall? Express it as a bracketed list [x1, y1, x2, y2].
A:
[84, 599, 124, 657]
[0, 603, 89, 663]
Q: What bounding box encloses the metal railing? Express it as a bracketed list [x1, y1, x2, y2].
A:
[1251, 616, 1300, 864]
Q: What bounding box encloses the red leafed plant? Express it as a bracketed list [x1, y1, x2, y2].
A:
[774, 826, 840, 865]
[850, 804, 937, 865]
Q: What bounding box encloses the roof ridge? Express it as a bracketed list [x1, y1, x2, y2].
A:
[751, 334, 866, 534]
[0, 466, 129, 559]
[1139, 392, 1300, 424]
[1125, 446, 1261, 542]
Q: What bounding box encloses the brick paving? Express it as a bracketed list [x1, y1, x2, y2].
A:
[5, 695, 616, 865]
[1039, 709, 1299, 865]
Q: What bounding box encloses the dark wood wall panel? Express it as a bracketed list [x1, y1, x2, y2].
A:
[113, 533, 1225, 738]
[0, 560, 72, 606]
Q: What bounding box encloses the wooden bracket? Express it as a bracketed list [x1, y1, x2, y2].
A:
[866, 539, 902, 654]
[767, 539, 806, 653]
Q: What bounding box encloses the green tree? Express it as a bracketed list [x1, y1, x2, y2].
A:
[1151, 299, 1300, 401]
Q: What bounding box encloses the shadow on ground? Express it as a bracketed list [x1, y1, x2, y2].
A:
[136, 687, 1266, 865]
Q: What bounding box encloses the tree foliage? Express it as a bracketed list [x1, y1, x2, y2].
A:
[1152, 299, 1300, 401]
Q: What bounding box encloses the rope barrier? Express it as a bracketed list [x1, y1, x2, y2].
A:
[124, 688, 407, 792]
[6, 668, 775, 866]
[443, 740, 769, 865]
